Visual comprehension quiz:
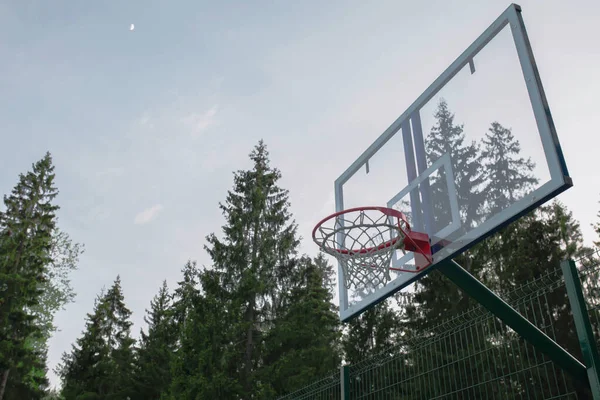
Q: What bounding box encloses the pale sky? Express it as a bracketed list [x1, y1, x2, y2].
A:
[0, 0, 598, 388]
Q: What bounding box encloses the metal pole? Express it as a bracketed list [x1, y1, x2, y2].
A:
[340, 364, 350, 400]
[561, 259, 600, 398]
[439, 259, 588, 382]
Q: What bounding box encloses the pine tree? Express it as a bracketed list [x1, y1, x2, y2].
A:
[479, 121, 538, 216]
[426, 98, 484, 230]
[58, 277, 136, 399]
[204, 140, 300, 396]
[0, 153, 58, 400]
[261, 256, 342, 397]
[133, 281, 176, 400]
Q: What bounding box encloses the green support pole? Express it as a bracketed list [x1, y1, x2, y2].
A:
[439, 259, 588, 382]
[561, 259, 600, 398]
[340, 364, 350, 400]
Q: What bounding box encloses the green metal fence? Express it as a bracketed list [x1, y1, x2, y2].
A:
[278, 251, 600, 399]
[276, 370, 341, 400]
[577, 252, 600, 340]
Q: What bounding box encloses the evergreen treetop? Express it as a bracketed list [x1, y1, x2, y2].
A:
[57, 277, 135, 399]
[426, 98, 484, 229]
[479, 121, 538, 215]
[0, 153, 59, 399]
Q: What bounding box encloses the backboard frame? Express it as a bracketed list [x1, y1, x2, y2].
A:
[334, 3, 572, 322]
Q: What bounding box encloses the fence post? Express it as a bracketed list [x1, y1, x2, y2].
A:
[340, 364, 350, 400]
[561, 259, 600, 398]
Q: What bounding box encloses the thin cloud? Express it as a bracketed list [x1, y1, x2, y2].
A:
[181, 104, 219, 136]
[134, 204, 164, 225]
[96, 167, 125, 178]
[136, 112, 154, 129]
[135, 104, 218, 138]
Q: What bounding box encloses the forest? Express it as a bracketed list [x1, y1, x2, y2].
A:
[0, 99, 598, 399]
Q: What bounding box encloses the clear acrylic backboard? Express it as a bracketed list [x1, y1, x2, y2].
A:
[331, 4, 571, 321]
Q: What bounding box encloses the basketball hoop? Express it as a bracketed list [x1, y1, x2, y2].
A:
[312, 206, 433, 289]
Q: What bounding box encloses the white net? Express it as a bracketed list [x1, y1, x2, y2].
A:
[313, 208, 408, 290]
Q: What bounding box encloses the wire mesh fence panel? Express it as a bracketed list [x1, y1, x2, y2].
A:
[278, 252, 600, 399]
[277, 370, 341, 400]
[340, 262, 587, 400]
[577, 251, 600, 346]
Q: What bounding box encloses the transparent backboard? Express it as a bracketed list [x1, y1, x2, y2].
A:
[334, 4, 571, 321]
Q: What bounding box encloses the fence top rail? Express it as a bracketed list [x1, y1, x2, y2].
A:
[276, 369, 340, 399]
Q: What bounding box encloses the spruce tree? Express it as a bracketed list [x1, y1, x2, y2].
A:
[0, 153, 58, 400]
[426, 98, 484, 230]
[261, 256, 342, 397]
[2, 348, 49, 400]
[341, 303, 404, 400]
[57, 292, 111, 399]
[408, 116, 538, 334]
[342, 302, 399, 365]
[167, 268, 239, 399]
[103, 277, 136, 400]
[397, 202, 591, 398]
[405, 100, 485, 336]
[481, 202, 594, 398]
[204, 140, 299, 396]
[484, 202, 587, 295]
[402, 112, 573, 396]
[479, 121, 538, 216]
[165, 260, 203, 398]
[170, 261, 200, 335]
[314, 252, 336, 295]
[58, 277, 135, 399]
[402, 262, 474, 332]
[132, 281, 176, 400]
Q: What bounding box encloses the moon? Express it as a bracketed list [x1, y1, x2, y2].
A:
[130, 24, 135, 31]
